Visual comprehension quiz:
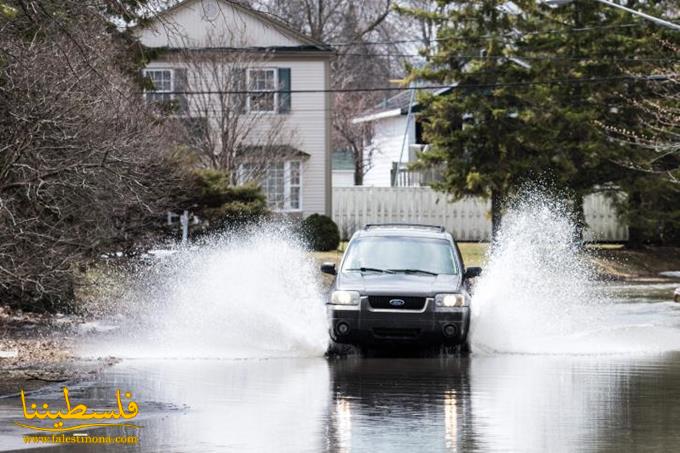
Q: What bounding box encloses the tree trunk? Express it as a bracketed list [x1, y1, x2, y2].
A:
[353, 148, 364, 186]
[627, 190, 644, 249]
[572, 194, 585, 244]
[353, 168, 363, 186]
[491, 189, 503, 241]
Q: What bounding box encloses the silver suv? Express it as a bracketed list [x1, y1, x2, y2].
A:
[321, 224, 481, 350]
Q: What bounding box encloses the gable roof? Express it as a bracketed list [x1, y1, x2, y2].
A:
[352, 85, 456, 124]
[135, 0, 333, 53]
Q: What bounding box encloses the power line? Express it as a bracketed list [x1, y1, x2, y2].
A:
[164, 74, 675, 96]
[336, 52, 679, 62]
[161, 97, 651, 116]
[174, 96, 651, 114]
[328, 22, 651, 47]
[166, 46, 679, 62]
[175, 98, 634, 114]
[163, 87, 658, 119]
[166, 90, 660, 114]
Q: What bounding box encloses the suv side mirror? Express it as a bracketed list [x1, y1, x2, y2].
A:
[320, 262, 337, 275]
[464, 267, 482, 279]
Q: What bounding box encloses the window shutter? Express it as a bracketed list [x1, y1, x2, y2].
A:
[234, 67, 247, 114]
[173, 67, 188, 114]
[278, 67, 291, 113]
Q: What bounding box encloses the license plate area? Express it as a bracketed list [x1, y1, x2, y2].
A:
[372, 328, 421, 339]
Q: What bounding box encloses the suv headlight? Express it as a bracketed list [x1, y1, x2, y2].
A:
[331, 290, 361, 305]
[434, 293, 467, 308]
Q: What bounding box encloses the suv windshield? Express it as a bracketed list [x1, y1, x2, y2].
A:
[341, 236, 458, 275]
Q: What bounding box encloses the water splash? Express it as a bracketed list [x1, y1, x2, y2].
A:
[470, 192, 680, 354]
[81, 226, 329, 359]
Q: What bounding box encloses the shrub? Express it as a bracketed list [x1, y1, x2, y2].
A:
[185, 169, 269, 232]
[0, 10, 186, 311]
[301, 214, 340, 251]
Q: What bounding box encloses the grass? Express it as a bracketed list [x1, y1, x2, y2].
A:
[586, 245, 680, 279]
[311, 241, 490, 268]
[458, 242, 489, 268]
[312, 246, 346, 266]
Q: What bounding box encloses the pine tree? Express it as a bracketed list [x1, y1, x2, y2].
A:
[401, 0, 678, 240]
[402, 0, 553, 236]
[525, 0, 679, 245]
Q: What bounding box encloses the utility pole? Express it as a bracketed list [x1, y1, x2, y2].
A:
[393, 84, 416, 187]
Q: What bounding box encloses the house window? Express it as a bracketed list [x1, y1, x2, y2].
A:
[247, 68, 277, 113]
[144, 69, 174, 103]
[288, 161, 301, 210]
[264, 161, 285, 209]
[240, 160, 302, 211]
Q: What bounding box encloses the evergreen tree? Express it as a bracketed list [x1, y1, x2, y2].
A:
[401, 0, 678, 239]
[403, 0, 544, 236]
[526, 1, 679, 245]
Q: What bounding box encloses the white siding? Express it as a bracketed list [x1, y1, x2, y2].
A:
[333, 170, 355, 187]
[135, 0, 304, 48]
[363, 115, 415, 187]
[137, 0, 331, 217]
[283, 59, 328, 216]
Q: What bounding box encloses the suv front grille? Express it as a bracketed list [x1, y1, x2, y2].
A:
[368, 296, 427, 311]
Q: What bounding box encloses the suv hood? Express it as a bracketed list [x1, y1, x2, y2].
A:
[335, 272, 462, 297]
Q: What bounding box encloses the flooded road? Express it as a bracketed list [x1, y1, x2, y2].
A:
[2, 204, 679, 451]
[4, 350, 680, 452]
[2, 280, 680, 452]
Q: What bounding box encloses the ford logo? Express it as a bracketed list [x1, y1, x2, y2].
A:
[389, 299, 406, 307]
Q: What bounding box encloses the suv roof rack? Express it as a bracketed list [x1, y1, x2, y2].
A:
[363, 223, 446, 233]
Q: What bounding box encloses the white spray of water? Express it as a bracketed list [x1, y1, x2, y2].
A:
[470, 193, 680, 354]
[81, 227, 328, 359]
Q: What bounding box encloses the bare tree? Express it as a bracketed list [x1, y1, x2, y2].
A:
[168, 39, 298, 187]
[0, 1, 183, 309]
[254, 0, 391, 42]
[253, 0, 397, 185]
[392, 0, 446, 56]
[600, 40, 680, 185]
[332, 92, 378, 185]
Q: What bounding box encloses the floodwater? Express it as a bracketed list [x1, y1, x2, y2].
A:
[3, 198, 680, 451]
[4, 336, 680, 451]
[2, 282, 680, 452]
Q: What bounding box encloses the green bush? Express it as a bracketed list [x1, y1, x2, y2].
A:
[185, 169, 269, 232]
[302, 214, 340, 251]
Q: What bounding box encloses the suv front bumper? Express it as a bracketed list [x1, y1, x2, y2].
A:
[327, 297, 469, 346]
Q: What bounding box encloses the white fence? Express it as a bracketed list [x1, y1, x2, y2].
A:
[332, 187, 628, 242]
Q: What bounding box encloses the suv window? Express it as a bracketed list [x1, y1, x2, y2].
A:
[342, 236, 458, 275]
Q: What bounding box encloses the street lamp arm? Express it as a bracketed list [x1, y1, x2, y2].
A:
[594, 0, 680, 32]
[540, 0, 680, 31]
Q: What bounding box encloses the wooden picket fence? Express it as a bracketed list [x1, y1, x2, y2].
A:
[332, 187, 628, 242]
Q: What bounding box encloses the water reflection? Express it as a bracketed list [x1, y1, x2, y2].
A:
[4, 354, 680, 452]
[1, 359, 331, 452]
[443, 390, 458, 451]
[327, 357, 472, 452]
[327, 354, 680, 453]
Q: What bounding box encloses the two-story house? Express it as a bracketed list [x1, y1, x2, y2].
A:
[134, 0, 334, 217]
